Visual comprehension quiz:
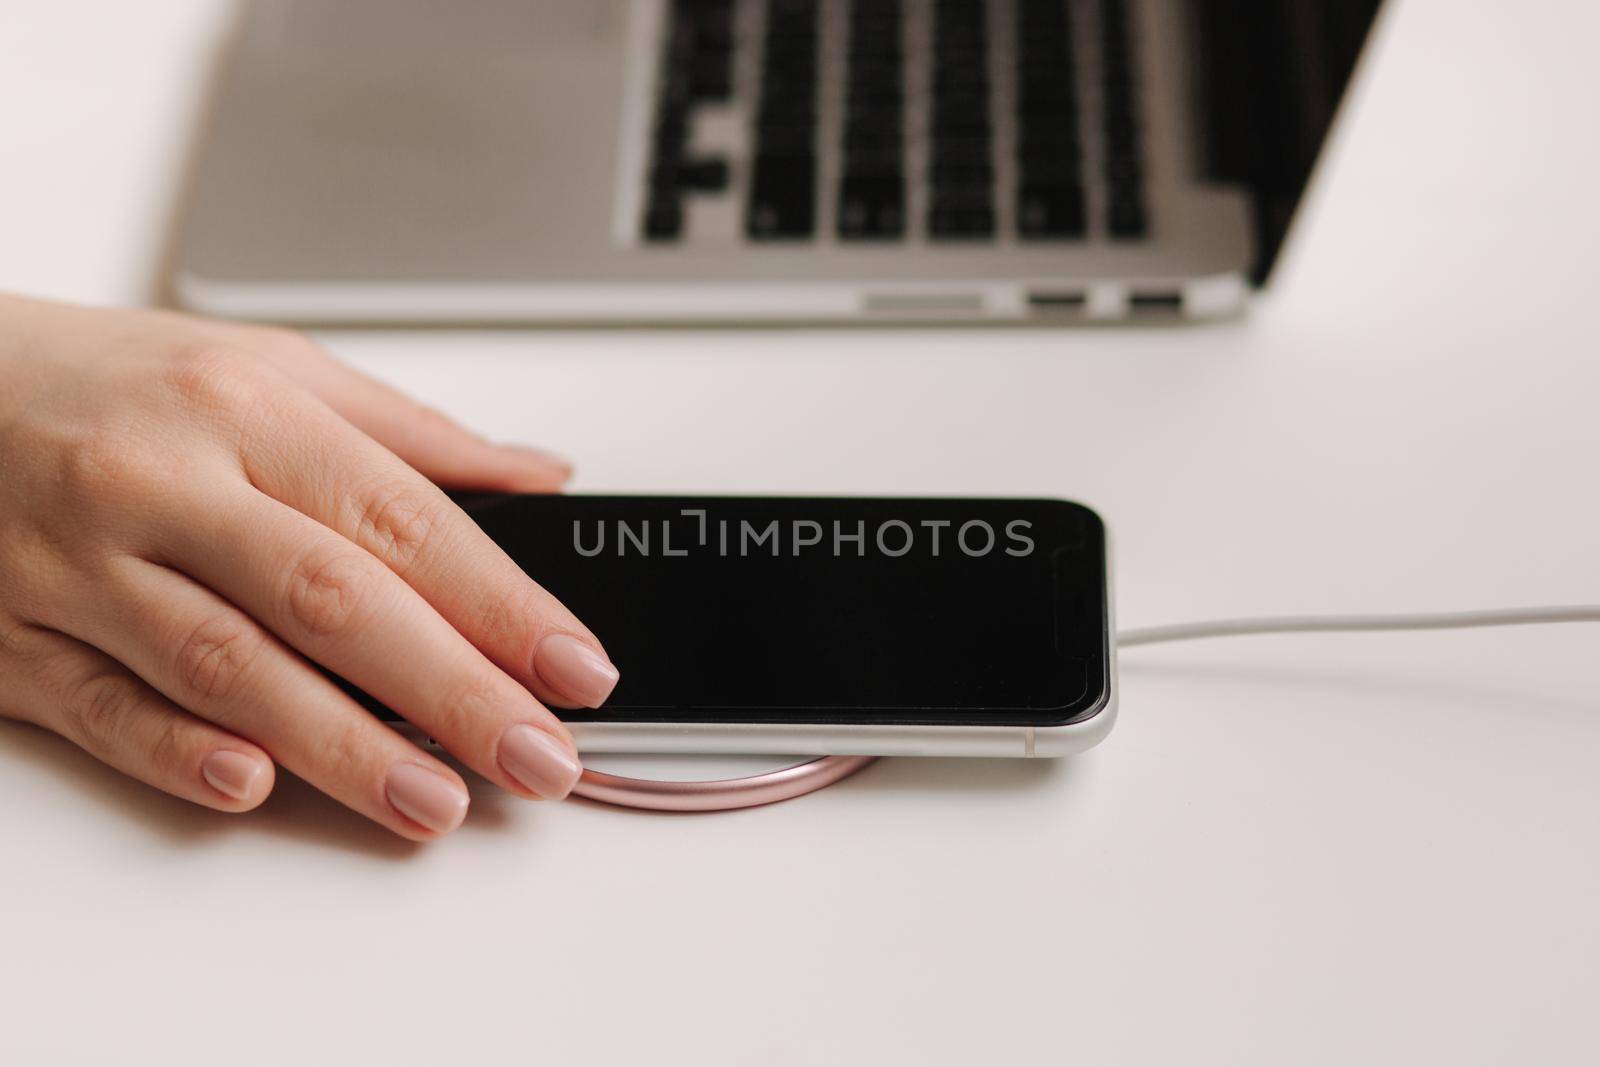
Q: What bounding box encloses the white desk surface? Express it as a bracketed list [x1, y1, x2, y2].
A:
[3, 2, 1599, 1064]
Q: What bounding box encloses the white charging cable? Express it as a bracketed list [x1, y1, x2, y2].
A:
[578, 604, 1600, 812]
[1117, 605, 1600, 648]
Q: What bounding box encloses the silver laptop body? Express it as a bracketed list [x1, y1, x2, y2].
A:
[173, 0, 1380, 325]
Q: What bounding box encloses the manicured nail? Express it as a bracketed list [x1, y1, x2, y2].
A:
[498, 723, 583, 800]
[201, 750, 265, 801]
[385, 763, 469, 834]
[533, 633, 620, 708]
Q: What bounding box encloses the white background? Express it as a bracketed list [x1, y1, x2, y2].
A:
[3, 2, 1599, 1063]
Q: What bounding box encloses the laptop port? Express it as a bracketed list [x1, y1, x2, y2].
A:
[1026, 290, 1087, 313]
[1128, 291, 1185, 315]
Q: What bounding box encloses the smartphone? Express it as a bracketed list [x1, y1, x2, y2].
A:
[446, 495, 1113, 758]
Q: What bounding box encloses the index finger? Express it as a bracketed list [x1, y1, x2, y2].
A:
[240, 391, 620, 712]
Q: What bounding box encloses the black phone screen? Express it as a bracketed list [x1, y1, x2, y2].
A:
[457, 495, 1111, 728]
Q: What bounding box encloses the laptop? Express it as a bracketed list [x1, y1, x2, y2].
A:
[172, 0, 1383, 324]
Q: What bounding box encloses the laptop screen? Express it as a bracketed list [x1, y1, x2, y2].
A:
[1192, 0, 1385, 282]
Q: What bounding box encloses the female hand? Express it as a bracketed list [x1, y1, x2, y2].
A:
[0, 294, 619, 839]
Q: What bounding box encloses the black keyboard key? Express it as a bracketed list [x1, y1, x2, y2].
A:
[1017, 185, 1085, 238]
[653, 114, 689, 157]
[757, 138, 816, 166]
[1104, 127, 1139, 160]
[1104, 151, 1142, 185]
[649, 161, 680, 194]
[930, 160, 992, 189]
[844, 120, 902, 151]
[845, 106, 901, 133]
[686, 2, 732, 33]
[763, 53, 817, 79]
[932, 116, 992, 141]
[933, 79, 986, 103]
[929, 205, 995, 238]
[758, 94, 818, 123]
[1018, 130, 1080, 167]
[933, 93, 988, 121]
[748, 162, 815, 239]
[664, 18, 697, 61]
[1017, 85, 1074, 117]
[1100, 0, 1129, 37]
[930, 136, 992, 166]
[851, 11, 901, 35]
[843, 145, 904, 177]
[933, 65, 987, 93]
[928, 184, 993, 238]
[748, 194, 815, 239]
[658, 68, 695, 110]
[1019, 159, 1082, 190]
[846, 88, 904, 116]
[929, 186, 992, 210]
[752, 149, 816, 176]
[838, 175, 905, 239]
[849, 60, 903, 86]
[688, 56, 732, 100]
[643, 197, 683, 240]
[1108, 197, 1146, 238]
[1018, 11, 1066, 37]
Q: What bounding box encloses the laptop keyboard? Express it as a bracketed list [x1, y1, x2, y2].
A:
[641, 0, 1146, 244]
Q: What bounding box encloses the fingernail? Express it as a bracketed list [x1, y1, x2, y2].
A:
[385, 763, 469, 834]
[201, 750, 265, 801]
[498, 723, 583, 800]
[533, 633, 620, 708]
[504, 444, 574, 475]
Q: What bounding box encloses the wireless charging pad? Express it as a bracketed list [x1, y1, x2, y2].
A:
[411, 727, 874, 812]
[573, 753, 878, 812]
